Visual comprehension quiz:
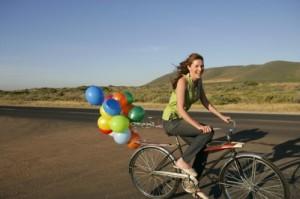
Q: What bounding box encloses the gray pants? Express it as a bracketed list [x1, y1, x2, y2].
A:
[162, 119, 214, 174]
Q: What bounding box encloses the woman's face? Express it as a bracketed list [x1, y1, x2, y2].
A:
[188, 59, 204, 80]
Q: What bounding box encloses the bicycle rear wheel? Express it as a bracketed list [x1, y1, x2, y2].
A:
[129, 146, 180, 199]
[220, 154, 290, 199]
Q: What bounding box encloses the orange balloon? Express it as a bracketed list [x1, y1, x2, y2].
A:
[122, 104, 133, 116]
[127, 131, 141, 149]
[99, 128, 112, 135]
[112, 92, 127, 108]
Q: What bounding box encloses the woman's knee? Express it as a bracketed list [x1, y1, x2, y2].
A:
[203, 131, 214, 141]
[194, 132, 214, 142]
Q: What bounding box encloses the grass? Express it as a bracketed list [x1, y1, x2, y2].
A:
[1, 82, 299, 113]
[1, 99, 300, 114]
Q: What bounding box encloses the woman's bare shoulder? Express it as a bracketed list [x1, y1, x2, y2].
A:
[177, 76, 187, 84]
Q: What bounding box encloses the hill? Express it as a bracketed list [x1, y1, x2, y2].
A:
[146, 61, 300, 87]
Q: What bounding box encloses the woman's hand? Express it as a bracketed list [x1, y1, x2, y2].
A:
[221, 115, 231, 123]
[198, 125, 212, 133]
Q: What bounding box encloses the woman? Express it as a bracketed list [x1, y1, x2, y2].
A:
[162, 53, 231, 198]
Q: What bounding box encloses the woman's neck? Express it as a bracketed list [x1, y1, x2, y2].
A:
[187, 73, 200, 87]
[189, 73, 200, 82]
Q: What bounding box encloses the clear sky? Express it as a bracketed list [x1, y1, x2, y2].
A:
[0, 0, 299, 90]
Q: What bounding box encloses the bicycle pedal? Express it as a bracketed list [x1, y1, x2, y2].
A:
[182, 178, 198, 193]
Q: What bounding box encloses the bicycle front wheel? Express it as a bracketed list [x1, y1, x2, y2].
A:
[129, 146, 180, 199]
[220, 154, 290, 199]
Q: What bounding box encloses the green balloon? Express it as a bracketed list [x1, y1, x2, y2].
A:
[123, 91, 134, 104]
[128, 106, 145, 122]
[110, 115, 129, 132]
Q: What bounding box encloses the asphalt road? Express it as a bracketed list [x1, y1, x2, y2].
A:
[0, 106, 299, 199]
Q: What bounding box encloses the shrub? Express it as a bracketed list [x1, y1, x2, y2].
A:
[210, 95, 241, 105]
[243, 81, 258, 86]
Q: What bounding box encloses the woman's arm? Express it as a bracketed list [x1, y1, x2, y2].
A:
[199, 81, 231, 123]
[176, 77, 212, 133]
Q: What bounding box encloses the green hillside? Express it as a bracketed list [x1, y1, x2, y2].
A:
[146, 61, 300, 87]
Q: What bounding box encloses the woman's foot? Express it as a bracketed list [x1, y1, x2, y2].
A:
[175, 158, 198, 177]
[176, 157, 191, 169]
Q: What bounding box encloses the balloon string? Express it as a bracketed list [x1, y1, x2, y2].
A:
[131, 122, 163, 129]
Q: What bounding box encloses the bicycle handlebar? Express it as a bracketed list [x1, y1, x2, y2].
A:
[212, 119, 236, 130]
[213, 120, 236, 142]
[226, 119, 236, 141]
[230, 119, 236, 129]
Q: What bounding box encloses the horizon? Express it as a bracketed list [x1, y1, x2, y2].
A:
[1, 59, 299, 91]
[1, 0, 300, 90]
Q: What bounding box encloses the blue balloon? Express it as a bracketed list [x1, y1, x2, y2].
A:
[113, 129, 132, 144]
[85, 86, 104, 105]
[103, 99, 121, 116]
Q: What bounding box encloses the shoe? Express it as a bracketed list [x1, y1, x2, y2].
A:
[192, 190, 209, 199]
[173, 165, 198, 177]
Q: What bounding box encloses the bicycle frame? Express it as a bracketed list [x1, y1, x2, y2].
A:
[134, 120, 244, 181]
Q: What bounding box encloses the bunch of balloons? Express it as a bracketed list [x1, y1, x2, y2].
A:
[85, 86, 143, 149]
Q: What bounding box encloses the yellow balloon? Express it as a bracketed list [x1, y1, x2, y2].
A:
[97, 116, 111, 130]
[99, 106, 112, 119]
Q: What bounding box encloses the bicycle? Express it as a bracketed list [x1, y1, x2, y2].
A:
[128, 120, 290, 199]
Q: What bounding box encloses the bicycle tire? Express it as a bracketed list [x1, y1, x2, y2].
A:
[129, 146, 180, 199]
[219, 153, 290, 199]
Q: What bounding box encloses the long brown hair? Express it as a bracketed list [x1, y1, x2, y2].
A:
[171, 53, 204, 89]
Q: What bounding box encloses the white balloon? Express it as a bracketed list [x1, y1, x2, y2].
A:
[113, 129, 132, 144]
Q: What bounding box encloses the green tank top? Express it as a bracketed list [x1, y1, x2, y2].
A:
[162, 74, 202, 120]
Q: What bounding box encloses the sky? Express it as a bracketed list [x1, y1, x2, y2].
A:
[0, 0, 299, 90]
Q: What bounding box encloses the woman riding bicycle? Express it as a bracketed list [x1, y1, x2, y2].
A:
[162, 53, 231, 197]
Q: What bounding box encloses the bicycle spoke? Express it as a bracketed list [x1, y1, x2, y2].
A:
[140, 150, 152, 171]
[222, 180, 249, 187]
[152, 177, 160, 195]
[225, 171, 244, 183]
[258, 174, 281, 185]
[233, 159, 242, 176]
[225, 185, 249, 198]
[242, 157, 252, 180]
[151, 177, 161, 195]
[239, 189, 251, 199]
[227, 162, 250, 186]
[135, 175, 150, 191]
[134, 163, 151, 172]
[251, 157, 257, 184]
[260, 184, 283, 189]
[147, 174, 158, 194]
[150, 175, 173, 195]
[154, 176, 173, 190]
[149, 149, 156, 169]
[129, 147, 179, 198]
[255, 169, 273, 183]
[156, 177, 171, 195]
[255, 190, 269, 199]
[221, 156, 287, 199]
[153, 176, 173, 194]
[258, 186, 284, 199]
